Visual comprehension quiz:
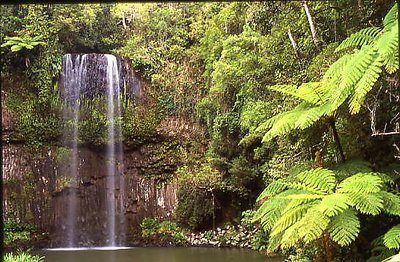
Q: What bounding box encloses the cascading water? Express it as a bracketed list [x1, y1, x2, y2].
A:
[61, 54, 87, 247]
[59, 54, 126, 247]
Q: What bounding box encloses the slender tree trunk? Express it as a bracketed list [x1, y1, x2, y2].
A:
[287, 29, 300, 58]
[328, 118, 345, 162]
[322, 233, 333, 262]
[122, 11, 127, 29]
[303, 0, 319, 48]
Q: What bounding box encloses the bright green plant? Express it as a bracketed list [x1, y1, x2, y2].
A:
[245, 3, 398, 144]
[4, 221, 37, 246]
[1, 35, 45, 52]
[4, 251, 44, 262]
[384, 224, 400, 250]
[253, 168, 400, 252]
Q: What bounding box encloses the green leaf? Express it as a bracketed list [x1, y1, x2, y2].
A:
[318, 193, 351, 217]
[10, 45, 23, 52]
[383, 224, 400, 249]
[298, 207, 330, 244]
[338, 173, 383, 194]
[328, 209, 360, 246]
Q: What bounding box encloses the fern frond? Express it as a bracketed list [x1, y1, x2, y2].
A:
[268, 84, 299, 98]
[328, 46, 376, 112]
[318, 193, 351, 217]
[376, 22, 398, 72]
[296, 168, 336, 194]
[255, 110, 291, 135]
[270, 201, 315, 238]
[261, 105, 304, 142]
[267, 231, 284, 252]
[321, 53, 353, 84]
[294, 104, 328, 129]
[297, 82, 325, 105]
[348, 192, 383, 215]
[283, 181, 325, 194]
[334, 159, 373, 180]
[335, 27, 382, 52]
[348, 50, 383, 113]
[282, 194, 324, 200]
[367, 235, 397, 262]
[280, 222, 303, 250]
[383, 3, 398, 29]
[254, 190, 297, 229]
[379, 191, 400, 216]
[384, 49, 399, 74]
[256, 179, 288, 201]
[268, 83, 324, 105]
[261, 103, 328, 142]
[383, 224, 400, 250]
[338, 173, 383, 194]
[328, 209, 360, 246]
[297, 207, 330, 244]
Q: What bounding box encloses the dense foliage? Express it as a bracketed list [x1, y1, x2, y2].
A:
[1, 1, 399, 261]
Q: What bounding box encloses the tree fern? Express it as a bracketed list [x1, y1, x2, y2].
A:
[268, 82, 323, 105]
[253, 168, 400, 252]
[337, 173, 383, 194]
[328, 209, 360, 246]
[296, 168, 336, 194]
[297, 207, 330, 244]
[335, 27, 382, 52]
[244, 3, 398, 144]
[318, 193, 350, 217]
[383, 3, 398, 28]
[379, 191, 400, 216]
[384, 224, 400, 250]
[270, 201, 315, 238]
[348, 192, 383, 215]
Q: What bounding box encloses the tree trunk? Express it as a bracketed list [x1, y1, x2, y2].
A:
[303, 0, 319, 48]
[122, 11, 127, 29]
[328, 118, 345, 163]
[287, 29, 300, 58]
[322, 233, 333, 262]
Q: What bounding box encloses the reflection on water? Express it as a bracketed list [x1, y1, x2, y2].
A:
[40, 247, 283, 262]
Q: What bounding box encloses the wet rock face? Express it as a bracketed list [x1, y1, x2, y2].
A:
[2, 144, 177, 247]
[60, 54, 143, 104]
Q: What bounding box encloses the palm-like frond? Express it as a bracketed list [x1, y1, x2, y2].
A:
[254, 168, 400, 252]
[335, 27, 382, 52]
[383, 3, 398, 28]
[268, 82, 323, 105]
[379, 191, 400, 216]
[384, 224, 400, 250]
[270, 201, 315, 238]
[338, 173, 383, 194]
[348, 192, 383, 215]
[318, 193, 350, 217]
[328, 209, 360, 246]
[256, 179, 288, 201]
[298, 207, 330, 244]
[261, 103, 328, 142]
[296, 168, 336, 194]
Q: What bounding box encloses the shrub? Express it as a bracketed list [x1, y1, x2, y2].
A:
[4, 251, 44, 262]
[4, 221, 37, 247]
[140, 218, 187, 246]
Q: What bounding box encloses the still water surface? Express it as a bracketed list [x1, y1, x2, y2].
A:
[41, 247, 282, 262]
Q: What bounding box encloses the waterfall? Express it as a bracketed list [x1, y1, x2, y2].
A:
[61, 54, 87, 247]
[60, 54, 126, 247]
